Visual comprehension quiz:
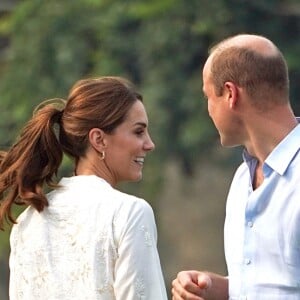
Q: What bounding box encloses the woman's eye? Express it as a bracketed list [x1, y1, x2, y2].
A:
[135, 130, 144, 135]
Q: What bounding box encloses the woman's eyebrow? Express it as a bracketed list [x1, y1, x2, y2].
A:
[134, 122, 147, 127]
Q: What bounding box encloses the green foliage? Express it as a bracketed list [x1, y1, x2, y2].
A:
[1, 0, 299, 170]
[0, 1, 299, 259]
[0, 205, 25, 256]
[0, 6, 299, 300]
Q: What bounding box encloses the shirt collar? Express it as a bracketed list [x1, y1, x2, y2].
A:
[265, 124, 300, 175]
[242, 122, 300, 176]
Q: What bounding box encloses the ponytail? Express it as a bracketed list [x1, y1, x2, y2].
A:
[0, 99, 66, 230]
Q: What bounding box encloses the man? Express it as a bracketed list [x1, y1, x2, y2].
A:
[172, 34, 300, 299]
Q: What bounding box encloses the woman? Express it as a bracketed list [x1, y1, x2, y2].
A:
[0, 76, 167, 300]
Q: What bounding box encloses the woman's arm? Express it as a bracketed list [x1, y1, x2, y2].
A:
[114, 199, 168, 300]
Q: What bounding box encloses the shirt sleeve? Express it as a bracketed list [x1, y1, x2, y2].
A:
[113, 199, 168, 300]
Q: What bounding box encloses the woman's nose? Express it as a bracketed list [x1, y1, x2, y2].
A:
[145, 134, 155, 152]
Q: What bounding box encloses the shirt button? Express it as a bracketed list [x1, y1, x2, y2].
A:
[244, 258, 251, 265]
[247, 221, 253, 227]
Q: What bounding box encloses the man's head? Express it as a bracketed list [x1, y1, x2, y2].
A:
[207, 34, 289, 107]
[202, 34, 290, 147]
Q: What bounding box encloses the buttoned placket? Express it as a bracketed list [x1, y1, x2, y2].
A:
[240, 178, 256, 299]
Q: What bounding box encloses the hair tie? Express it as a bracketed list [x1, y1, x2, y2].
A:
[33, 98, 66, 115]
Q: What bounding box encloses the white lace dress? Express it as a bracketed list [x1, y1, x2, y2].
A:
[9, 175, 168, 300]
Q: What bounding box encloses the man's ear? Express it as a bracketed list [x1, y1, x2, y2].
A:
[88, 128, 107, 152]
[224, 81, 239, 109]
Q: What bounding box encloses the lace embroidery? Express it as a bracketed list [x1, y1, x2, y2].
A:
[141, 225, 152, 247]
[135, 277, 146, 299]
[9, 178, 167, 299]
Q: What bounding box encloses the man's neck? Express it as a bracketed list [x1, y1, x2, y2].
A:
[243, 105, 297, 163]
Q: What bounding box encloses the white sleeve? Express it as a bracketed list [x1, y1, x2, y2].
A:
[113, 199, 168, 300]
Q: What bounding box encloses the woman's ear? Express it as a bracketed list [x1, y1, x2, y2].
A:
[88, 128, 106, 152]
[224, 81, 239, 109]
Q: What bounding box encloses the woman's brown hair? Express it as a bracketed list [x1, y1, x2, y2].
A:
[0, 76, 142, 229]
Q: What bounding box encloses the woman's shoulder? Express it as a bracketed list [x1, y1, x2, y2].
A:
[111, 186, 152, 212]
[47, 175, 154, 222]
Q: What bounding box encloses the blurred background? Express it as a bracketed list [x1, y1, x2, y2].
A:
[0, 0, 299, 299]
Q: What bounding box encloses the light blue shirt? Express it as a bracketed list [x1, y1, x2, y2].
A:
[224, 124, 300, 300]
